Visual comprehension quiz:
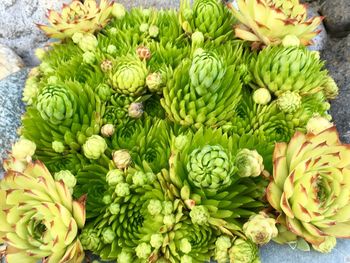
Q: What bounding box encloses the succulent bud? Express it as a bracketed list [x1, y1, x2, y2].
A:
[253, 88, 271, 105]
[323, 76, 339, 100]
[72, 32, 84, 44]
[102, 228, 116, 244]
[277, 91, 302, 113]
[83, 51, 96, 64]
[54, 170, 77, 189]
[101, 124, 115, 137]
[229, 238, 260, 263]
[11, 138, 36, 161]
[282, 35, 301, 47]
[112, 149, 132, 169]
[110, 27, 118, 35]
[148, 199, 162, 216]
[102, 194, 112, 204]
[109, 203, 121, 215]
[180, 238, 192, 254]
[306, 116, 333, 135]
[312, 236, 336, 253]
[112, 3, 126, 19]
[163, 214, 176, 227]
[78, 33, 98, 52]
[132, 171, 148, 186]
[235, 149, 264, 178]
[189, 205, 210, 225]
[80, 229, 100, 251]
[97, 83, 113, 101]
[23, 77, 39, 105]
[52, 141, 65, 153]
[3, 157, 26, 172]
[243, 212, 278, 245]
[115, 182, 130, 197]
[82, 135, 107, 160]
[136, 46, 152, 60]
[149, 25, 159, 38]
[35, 48, 46, 61]
[215, 236, 231, 251]
[146, 72, 163, 93]
[162, 201, 173, 215]
[101, 59, 113, 72]
[128, 102, 144, 118]
[106, 169, 124, 186]
[139, 23, 149, 33]
[191, 31, 205, 48]
[136, 243, 151, 259]
[150, 234, 164, 249]
[107, 44, 117, 55]
[174, 135, 189, 151]
[118, 250, 133, 263]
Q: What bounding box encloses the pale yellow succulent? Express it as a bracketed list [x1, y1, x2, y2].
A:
[229, 0, 323, 47]
[38, 0, 114, 39]
[0, 161, 86, 262]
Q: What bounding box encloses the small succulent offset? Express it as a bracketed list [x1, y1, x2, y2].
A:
[3, 0, 347, 261]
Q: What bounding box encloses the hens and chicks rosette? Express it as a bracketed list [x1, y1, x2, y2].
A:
[1, 0, 349, 262]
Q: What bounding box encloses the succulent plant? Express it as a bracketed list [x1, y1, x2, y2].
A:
[36, 84, 76, 125]
[187, 145, 233, 191]
[0, 161, 86, 262]
[312, 237, 337, 253]
[229, 0, 323, 47]
[229, 238, 261, 263]
[161, 49, 243, 129]
[80, 165, 165, 261]
[243, 212, 278, 245]
[111, 119, 171, 173]
[250, 46, 328, 97]
[38, 0, 114, 39]
[179, 0, 235, 41]
[266, 126, 350, 245]
[162, 128, 271, 236]
[22, 80, 103, 156]
[110, 55, 148, 96]
[235, 149, 264, 178]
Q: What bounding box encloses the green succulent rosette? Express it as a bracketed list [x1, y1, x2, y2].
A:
[79, 165, 165, 261]
[250, 46, 328, 97]
[109, 55, 148, 96]
[21, 80, 104, 169]
[111, 118, 171, 173]
[179, 0, 235, 42]
[161, 49, 243, 129]
[161, 128, 273, 235]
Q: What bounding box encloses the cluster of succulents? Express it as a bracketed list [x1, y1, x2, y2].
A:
[1, 0, 348, 262]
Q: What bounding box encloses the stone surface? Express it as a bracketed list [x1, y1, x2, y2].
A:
[0, 68, 27, 178]
[320, 0, 350, 37]
[0, 0, 70, 66]
[321, 34, 350, 143]
[0, 43, 24, 80]
[307, 6, 328, 51]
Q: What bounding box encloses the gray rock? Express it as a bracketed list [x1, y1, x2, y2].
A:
[119, 0, 181, 9]
[321, 34, 350, 143]
[0, 0, 70, 66]
[0, 43, 24, 80]
[320, 0, 350, 37]
[0, 68, 28, 178]
[307, 6, 328, 51]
